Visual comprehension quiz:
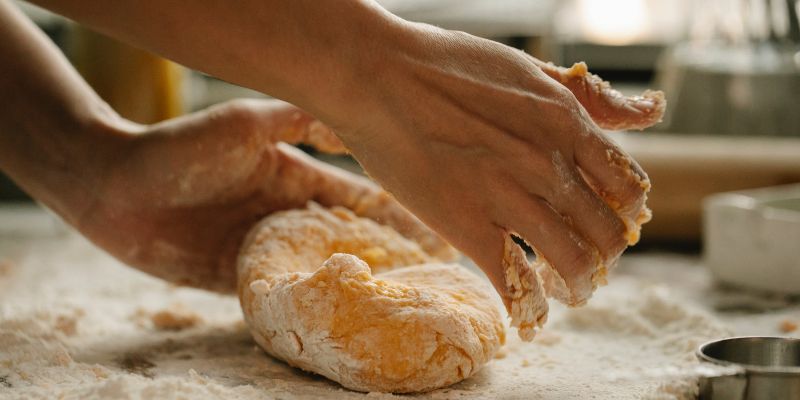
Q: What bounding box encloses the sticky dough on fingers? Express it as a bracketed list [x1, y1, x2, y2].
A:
[534, 60, 666, 131]
[238, 204, 549, 393]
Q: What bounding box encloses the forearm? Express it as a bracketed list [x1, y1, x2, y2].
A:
[30, 0, 400, 126]
[0, 0, 129, 222]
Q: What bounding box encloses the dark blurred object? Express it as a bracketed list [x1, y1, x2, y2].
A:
[0, 174, 29, 201]
[557, 42, 662, 81]
[655, 0, 800, 137]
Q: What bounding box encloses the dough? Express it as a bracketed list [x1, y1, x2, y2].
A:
[237, 204, 547, 393]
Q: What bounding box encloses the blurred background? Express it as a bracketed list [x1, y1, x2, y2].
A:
[3, 0, 800, 253]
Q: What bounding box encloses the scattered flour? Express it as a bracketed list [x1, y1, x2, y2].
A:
[0, 220, 738, 399]
[149, 304, 203, 331]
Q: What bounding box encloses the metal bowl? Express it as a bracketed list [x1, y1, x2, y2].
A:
[697, 336, 800, 399]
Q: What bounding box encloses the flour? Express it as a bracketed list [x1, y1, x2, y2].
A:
[0, 224, 733, 399]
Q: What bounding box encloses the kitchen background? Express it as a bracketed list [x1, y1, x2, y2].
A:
[3, 2, 800, 396]
[3, 0, 800, 250]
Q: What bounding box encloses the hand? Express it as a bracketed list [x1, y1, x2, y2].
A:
[330, 23, 665, 307]
[77, 99, 453, 291]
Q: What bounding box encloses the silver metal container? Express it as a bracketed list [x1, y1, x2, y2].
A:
[655, 0, 800, 137]
[697, 336, 800, 399]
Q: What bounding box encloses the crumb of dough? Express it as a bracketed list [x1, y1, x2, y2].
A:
[780, 319, 798, 333]
[564, 61, 589, 79]
[534, 331, 562, 347]
[91, 366, 109, 380]
[493, 347, 508, 359]
[150, 304, 202, 331]
[55, 315, 78, 336]
[54, 350, 73, 366]
[117, 353, 156, 378]
[52, 308, 85, 336]
[502, 235, 548, 341]
[129, 307, 150, 329]
[591, 263, 609, 287]
[0, 259, 12, 277]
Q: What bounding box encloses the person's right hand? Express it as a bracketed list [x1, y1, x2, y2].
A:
[329, 21, 665, 308]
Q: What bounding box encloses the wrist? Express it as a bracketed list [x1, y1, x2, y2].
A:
[1, 101, 135, 225]
[289, 2, 412, 129]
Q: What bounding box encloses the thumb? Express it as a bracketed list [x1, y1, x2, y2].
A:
[275, 144, 457, 261]
[533, 60, 666, 131]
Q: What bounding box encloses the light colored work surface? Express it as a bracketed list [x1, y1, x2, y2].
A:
[1, 205, 798, 399]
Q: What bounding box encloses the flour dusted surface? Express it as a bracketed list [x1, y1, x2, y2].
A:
[0, 209, 772, 399]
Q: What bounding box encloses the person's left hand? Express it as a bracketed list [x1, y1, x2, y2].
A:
[77, 99, 453, 291]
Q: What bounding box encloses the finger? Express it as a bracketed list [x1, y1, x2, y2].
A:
[217, 99, 348, 154]
[275, 144, 457, 261]
[574, 131, 652, 245]
[455, 223, 510, 308]
[443, 221, 548, 341]
[532, 60, 666, 131]
[535, 152, 628, 263]
[500, 233, 548, 341]
[503, 194, 602, 307]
